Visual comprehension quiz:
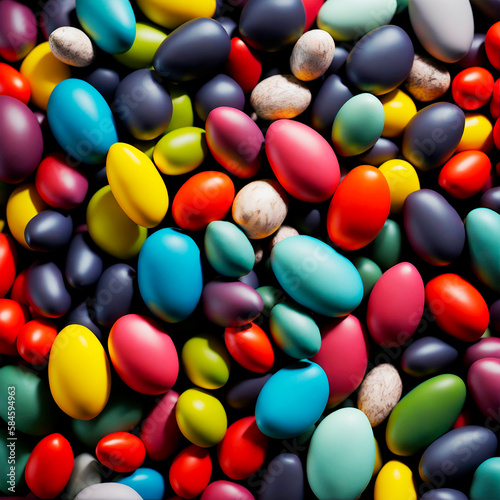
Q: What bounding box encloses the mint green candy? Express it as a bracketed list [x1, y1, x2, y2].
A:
[370, 219, 402, 270]
[352, 256, 382, 298]
[0, 428, 31, 494]
[470, 457, 500, 500]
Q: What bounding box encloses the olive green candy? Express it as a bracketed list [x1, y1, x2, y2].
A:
[370, 219, 402, 270]
[257, 286, 285, 315]
[352, 256, 382, 298]
[165, 86, 194, 134]
[470, 457, 500, 500]
[0, 428, 31, 494]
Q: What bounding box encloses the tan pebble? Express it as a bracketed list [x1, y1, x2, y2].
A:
[357, 364, 403, 427]
[250, 75, 311, 120]
[291, 29, 335, 81]
[269, 225, 299, 250]
[254, 247, 264, 264]
[232, 180, 288, 239]
[49, 26, 95, 67]
[404, 53, 450, 102]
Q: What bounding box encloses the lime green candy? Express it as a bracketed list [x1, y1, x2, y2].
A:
[182, 334, 231, 390]
[257, 286, 285, 315]
[470, 457, 500, 500]
[165, 86, 194, 134]
[370, 219, 402, 270]
[0, 428, 31, 494]
[386, 374, 466, 456]
[114, 23, 167, 69]
[352, 256, 382, 298]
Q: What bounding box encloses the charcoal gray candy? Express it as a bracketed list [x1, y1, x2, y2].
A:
[359, 138, 399, 166]
[85, 68, 120, 101]
[480, 187, 500, 213]
[226, 374, 271, 409]
[456, 34, 487, 69]
[40, 0, 76, 38]
[24, 210, 73, 251]
[401, 337, 458, 377]
[65, 232, 103, 288]
[258, 453, 304, 500]
[215, 16, 238, 38]
[421, 489, 469, 500]
[67, 301, 102, 339]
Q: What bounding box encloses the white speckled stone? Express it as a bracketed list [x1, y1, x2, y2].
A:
[290, 29, 335, 81]
[269, 225, 299, 250]
[404, 53, 451, 102]
[49, 26, 95, 67]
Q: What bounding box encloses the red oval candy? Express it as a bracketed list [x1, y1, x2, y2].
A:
[452, 67, 494, 110]
[490, 78, 500, 119]
[16, 318, 57, 365]
[0, 234, 16, 298]
[225, 37, 262, 94]
[486, 21, 500, 70]
[0, 62, 30, 104]
[0, 298, 29, 356]
[96, 432, 145, 473]
[10, 268, 29, 306]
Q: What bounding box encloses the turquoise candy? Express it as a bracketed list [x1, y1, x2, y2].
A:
[255, 361, 329, 439]
[47, 79, 118, 164]
[76, 0, 136, 54]
[117, 468, 165, 500]
[370, 219, 402, 270]
[204, 221, 255, 277]
[351, 256, 382, 298]
[465, 208, 500, 293]
[269, 303, 321, 358]
[138, 228, 203, 323]
[307, 408, 375, 500]
[271, 235, 363, 317]
[470, 457, 500, 500]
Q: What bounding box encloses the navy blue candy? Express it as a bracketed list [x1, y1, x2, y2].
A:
[25, 210, 73, 251]
[67, 300, 102, 339]
[65, 233, 103, 289]
[226, 374, 271, 409]
[401, 337, 458, 377]
[421, 489, 469, 500]
[259, 453, 304, 500]
[85, 68, 120, 101]
[359, 138, 399, 166]
[480, 187, 500, 213]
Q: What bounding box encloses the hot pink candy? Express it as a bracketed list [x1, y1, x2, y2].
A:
[468, 357, 500, 421]
[200, 480, 255, 500]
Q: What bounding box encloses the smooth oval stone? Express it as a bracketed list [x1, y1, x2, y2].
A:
[470, 457, 500, 500]
[138, 228, 202, 323]
[370, 219, 402, 270]
[481, 187, 500, 213]
[250, 74, 311, 120]
[153, 18, 231, 82]
[307, 408, 375, 500]
[346, 25, 414, 95]
[49, 27, 94, 67]
[402, 337, 458, 377]
[67, 301, 102, 339]
[117, 468, 164, 500]
[240, 0, 305, 51]
[66, 233, 103, 289]
[465, 208, 500, 293]
[63, 453, 101, 500]
[76, 0, 136, 54]
[359, 137, 400, 166]
[409, 0, 474, 63]
[404, 189, 465, 265]
[317, 0, 397, 41]
[374, 461, 417, 500]
[0, 0, 37, 61]
[332, 93, 385, 156]
[402, 103, 465, 170]
[465, 338, 500, 366]
[404, 53, 451, 102]
[202, 281, 263, 327]
[420, 426, 498, 485]
[256, 361, 328, 439]
[386, 374, 466, 456]
[271, 235, 363, 317]
[259, 454, 304, 500]
[352, 256, 382, 298]
[75, 483, 143, 500]
[201, 481, 255, 500]
[48, 79, 118, 164]
[24, 210, 73, 251]
[291, 29, 335, 81]
[227, 375, 271, 409]
[468, 358, 500, 420]
[49, 324, 111, 420]
[421, 489, 469, 500]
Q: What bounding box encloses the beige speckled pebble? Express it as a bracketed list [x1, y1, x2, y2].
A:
[49, 27, 95, 67]
[290, 29, 335, 81]
[232, 180, 289, 239]
[250, 75, 311, 120]
[269, 225, 299, 250]
[404, 53, 451, 102]
[357, 364, 403, 427]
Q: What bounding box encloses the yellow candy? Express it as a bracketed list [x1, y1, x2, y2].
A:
[48, 325, 111, 420]
[380, 89, 417, 138]
[374, 461, 417, 500]
[107, 143, 169, 228]
[175, 388, 227, 447]
[379, 159, 420, 213]
[86, 185, 147, 259]
[136, 0, 217, 29]
[6, 184, 47, 249]
[20, 42, 71, 110]
[456, 113, 494, 153]
[373, 438, 383, 477]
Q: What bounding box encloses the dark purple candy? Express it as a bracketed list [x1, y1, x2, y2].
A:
[465, 337, 500, 367]
[491, 299, 500, 333]
[85, 68, 121, 101]
[404, 189, 465, 266]
[24, 210, 73, 252]
[468, 357, 500, 420]
[67, 300, 102, 340]
[456, 34, 487, 68]
[258, 453, 304, 500]
[421, 488, 470, 500]
[402, 337, 458, 377]
[92, 264, 135, 328]
[0, 96, 44, 183]
[480, 187, 500, 214]
[65, 233, 103, 288]
[0, 0, 37, 61]
[238, 270, 260, 289]
[40, 0, 76, 39]
[359, 138, 400, 166]
[325, 46, 349, 75]
[215, 16, 238, 38]
[202, 280, 264, 327]
[153, 18, 231, 82]
[226, 374, 271, 409]
[114, 69, 173, 140]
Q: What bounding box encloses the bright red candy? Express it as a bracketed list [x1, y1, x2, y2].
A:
[0, 234, 16, 298]
[96, 432, 146, 473]
[490, 79, 500, 119]
[172, 171, 235, 231]
[0, 62, 30, 104]
[486, 21, 500, 70]
[301, 0, 325, 30]
[425, 274, 489, 342]
[438, 150, 491, 199]
[25, 433, 74, 499]
[225, 323, 274, 373]
[169, 445, 212, 499]
[0, 298, 29, 356]
[452, 67, 494, 110]
[225, 37, 262, 94]
[16, 319, 57, 365]
[217, 416, 268, 480]
[10, 268, 29, 306]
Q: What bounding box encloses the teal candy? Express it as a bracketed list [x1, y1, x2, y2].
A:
[465, 208, 500, 293]
[370, 219, 402, 270]
[470, 458, 500, 500]
[0, 428, 31, 494]
[47, 79, 118, 164]
[204, 221, 255, 277]
[269, 303, 321, 358]
[255, 360, 329, 439]
[117, 468, 165, 500]
[76, 0, 136, 54]
[307, 408, 375, 500]
[351, 256, 382, 298]
[271, 235, 363, 317]
[396, 0, 409, 12]
[138, 228, 203, 323]
[257, 286, 284, 315]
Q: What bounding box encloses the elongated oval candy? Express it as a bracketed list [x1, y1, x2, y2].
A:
[259, 453, 304, 500]
[0, 62, 30, 103]
[458, 113, 494, 153]
[201, 481, 255, 500]
[65, 233, 103, 289]
[49, 26, 94, 67]
[402, 337, 458, 377]
[421, 489, 468, 500]
[0, 0, 37, 60]
[25, 210, 73, 252]
[469, 457, 500, 500]
[468, 358, 500, 421]
[0, 234, 16, 298]
[465, 338, 500, 366]
[379, 159, 420, 214]
[380, 90, 417, 138]
[374, 461, 417, 500]
[96, 432, 145, 473]
[225, 37, 262, 94]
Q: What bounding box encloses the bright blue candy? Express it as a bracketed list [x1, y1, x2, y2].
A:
[47, 79, 118, 164]
[117, 468, 165, 500]
[138, 228, 203, 323]
[255, 360, 329, 439]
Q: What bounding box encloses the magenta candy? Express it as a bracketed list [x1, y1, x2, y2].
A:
[465, 337, 500, 367]
[468, 357, 500, 420]
[0, 0, 37, 61]
[201, 480, 255, 500]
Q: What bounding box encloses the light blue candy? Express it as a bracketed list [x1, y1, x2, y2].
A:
[138, 228, 203, 323]
[255, 360, 329, 439]
[47, 79, 118, 164]
[117, 468, 165, 500]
